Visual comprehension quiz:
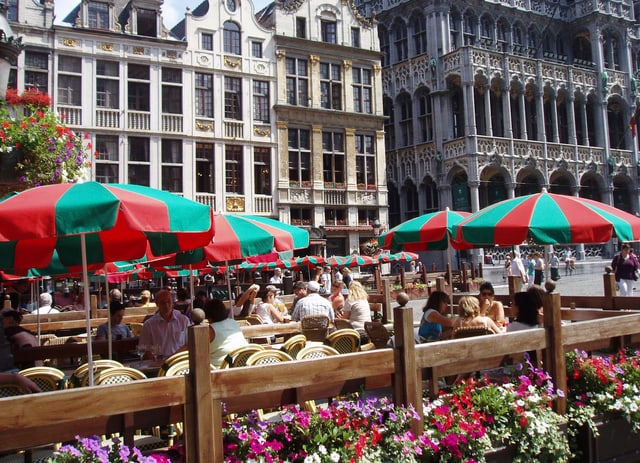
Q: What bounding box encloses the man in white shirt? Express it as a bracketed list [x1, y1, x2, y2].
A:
[32, 293, 59, 315]
[139, 289, 190, 359]
[290, 281, 334, 322]
[269, 268, 283, 284]
[509, 251, 527, 285]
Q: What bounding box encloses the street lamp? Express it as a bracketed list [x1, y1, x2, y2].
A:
[372, 218, 381, 236]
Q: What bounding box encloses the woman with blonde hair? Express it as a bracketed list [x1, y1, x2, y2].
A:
[455, 296, 501, 334]
[337, 281, 371, 331]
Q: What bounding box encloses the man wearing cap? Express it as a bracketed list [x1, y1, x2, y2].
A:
[290, 281, 334, 322]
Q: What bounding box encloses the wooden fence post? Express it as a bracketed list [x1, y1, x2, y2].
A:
[392, 305, 423, 436]
[603, 270, 617, 310]
[507, 275, 522, 296]
[185, 324, 216, 462]
[543, 291, 566, 414]
[374, 267, 382, 294]
[382, 279, 392, 323]
[399, 267, 406, 289]
[435, 276, 446, 293]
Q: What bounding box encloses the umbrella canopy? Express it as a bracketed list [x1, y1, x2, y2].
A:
[205, 214, 309, 262]
[376, 251, 420, 264]
[378, 209, 472, 251]
[0, 182, 214, 270]
[453, 190, 640, 246]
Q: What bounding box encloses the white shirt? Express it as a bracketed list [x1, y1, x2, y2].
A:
[139, 310, 190, 359]
[269, 275, 283, 284]
[32, 305, 59, 314]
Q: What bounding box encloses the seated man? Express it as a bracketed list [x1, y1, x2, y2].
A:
[138, 289, 190, 360]
[290, 281, 334, 322]
[32, 292, 59, 315]
[95, 301, 133, 341]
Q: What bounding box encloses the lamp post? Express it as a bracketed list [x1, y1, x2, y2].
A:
[0, 5, 21, 99]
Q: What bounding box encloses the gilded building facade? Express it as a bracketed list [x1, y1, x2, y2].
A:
[4, 0, 385, 257]
[358, 0, 640, 240]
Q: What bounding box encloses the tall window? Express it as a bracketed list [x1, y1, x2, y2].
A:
[254, 148, 271, 195]
[88, 1, 109, 29]
[355, 134, 375, 186]
[128, 137, 150, 186]
[162, 67, 182, 114]
[24, 51, 48, 91]
[201, 33, 213, 51]
[288, 128, 311, 183]
[325, 208, 346, 226]
[322, 131, 344, 184]
[127, 63, 149, 111]
[412, 14, 427, 56]
[398, 94, 413, 146]
[94, 135, 119, 183]
[253, 80, 270, 123]
[290, 208, 311, 226]
[161, 139, 183, 192]
[320, 62, 342, 110]
[58, 56, 82, 106]
[225, 145, 244, 194]
[136, 8, 157, 37]
[352, 67, 372, 113]
[417, 89, 433, 142]
[321, 19, 337, 43]
[224, 77, 242, 120]
[285, 57, 308, 106]
[296, 17, 306, 39]
[196, 143, 215, 193]
[195, 73, 213, 118]
[96, 60, 119, 109]
[251, 41, 263, 58]
[351, 27, 361, 48]
[223, 21, 241, 55]
[5, 0, 17, 21]
[393, 22, 408, 62]
[379, 27, 390, 67]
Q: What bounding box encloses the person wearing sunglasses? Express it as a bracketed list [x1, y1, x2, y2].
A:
[478, 282, 505, 328]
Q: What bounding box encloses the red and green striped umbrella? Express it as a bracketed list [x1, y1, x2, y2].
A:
[204, 214, 309, 262]
[378, 209, 472, 251]
[453, 190, 640, 246]
[0, 182, 214, 269]
[376, 251, 420, 264]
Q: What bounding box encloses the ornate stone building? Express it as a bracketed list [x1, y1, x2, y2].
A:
[357, 0, 640, 243]
[4, 0, 385, 257]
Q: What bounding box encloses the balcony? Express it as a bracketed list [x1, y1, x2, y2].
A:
[128, 111, 150, 131]
[324, 190, 346, 205]
[162, 114, 183, 133]
[195, 193, 215, 210]
[58, 106, 82, 126]
[253, 195, 272, 214]
[96, 109, 120, 128]
[224, 120, 244, 139]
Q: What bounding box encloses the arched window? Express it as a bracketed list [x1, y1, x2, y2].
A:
[379, 26, 390, 67]
[392, 20, 408, 62]
[557, 90, 570, 144]
[451, 83, 465, 138]
[397, 93, 413, 147]
[383, 96, 395, 150]
[450, 9, 461, 49]
[411, 13, 427, 56]
[524, 83, 538, 140]
[422, 176, 439, 213]
[463, 11, 476, 46]
[416, 87, 433, 142]
[223, 21, 241, 55]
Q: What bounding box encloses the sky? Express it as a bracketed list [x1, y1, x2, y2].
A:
[54, 0, 272, 28]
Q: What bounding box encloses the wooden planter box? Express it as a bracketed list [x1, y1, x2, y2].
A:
[572, 415, 640, 463]
[485, 445, 518, 463]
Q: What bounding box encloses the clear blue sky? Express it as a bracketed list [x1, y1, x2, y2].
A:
[54, 0, 271, 29]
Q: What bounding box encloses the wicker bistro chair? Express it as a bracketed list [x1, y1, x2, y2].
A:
[301, 314, 331, 342]
[128, 322, 144, 337]
[296, 345, 340, 360]
[157, 351, 190, 376]
[94, 367, 147, 385]
[325, 329, 361, 354]
[280, 334, 307, 359]
[245, 350, 293, 366]
[364, 321, 391, 349]
[70, 359, 124, 387]
[452, 326, 494, 339]
[219, 344, 265, 369]
[19, 366, 67, 391]
[0, 383, 28, 397]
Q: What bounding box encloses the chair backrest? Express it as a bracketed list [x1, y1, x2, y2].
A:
[19, 366, 67, 391]
[0, 383, 28, 397]
[244, 314, 265, 325]
[160, 359, 190, 377]
[325, 329, 361, 354]
[70, 359, 124, 387]
[95, 367, 147, 385]
[236, 319, 251, 327]
[245, 350, 293, 366]
[158, 350, 189, 376]
[280, 334, 307, 359]
[452, 326, 494, 339]
[296, 345, 340, 360]
[220, 344, 265, 369]
[364, 321, 391, 349]
[334, 319, 353, 330]
[301, 314, 331, 342]
[129, 322, 144, 337]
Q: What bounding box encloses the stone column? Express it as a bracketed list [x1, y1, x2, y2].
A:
[503, 84, 513, 138]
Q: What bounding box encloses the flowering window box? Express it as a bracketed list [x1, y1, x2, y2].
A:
[357, 183, 366, 190]
[289, 181, 300, 188]
[300, 181, 312, 188]
[366, 184, 377, 191]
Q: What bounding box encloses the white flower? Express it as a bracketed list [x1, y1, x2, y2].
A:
[330, 452, 340, 462]
[318, 444, 327, 455]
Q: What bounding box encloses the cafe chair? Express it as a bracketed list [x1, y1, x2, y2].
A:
[0, 383, 28, 397]
[325, 329, 360, 354]
[364, 321, 391, 349]
[296, 345, 339, 360]
[280, 334, 307, 359]
[19, 366, 67, 391]
[334, 319, 353, 330]
[452, 326, 494, 339]
[301, 314, 331, 342]
[220, 344, 265, 369]
[158, 351, 189, 376]
[95, 367, 147, 385]
[245, 350, 293, 366]
[128, 322, 143, 337]
[70, 359, 123, 387]
[244, 314, 265, 325]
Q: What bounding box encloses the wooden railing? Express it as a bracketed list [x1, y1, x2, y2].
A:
[4, 275, 640, 461]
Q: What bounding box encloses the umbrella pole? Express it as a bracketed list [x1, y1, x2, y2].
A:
[104, 265, 112, 360]
[447, 244, 454, 316]
[189, 264, 194, 313]
[226, 261, 233, 308]
[36, 278, 41, 345]
[81, 234, 95, 386]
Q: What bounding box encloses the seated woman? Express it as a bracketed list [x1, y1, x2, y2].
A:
[338, 281, 372, 334]
[478, 282, 505, 327]
[507, 292, 540, 332]
[254, 287, 287, 324]
[454, 296, 501, 334]
[2, 309, 40, 368]
[204, 298, 248, 368]
[418, 291, 455, 342]
[95, 301, 133, 341]
[328, 281, 346, 312]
